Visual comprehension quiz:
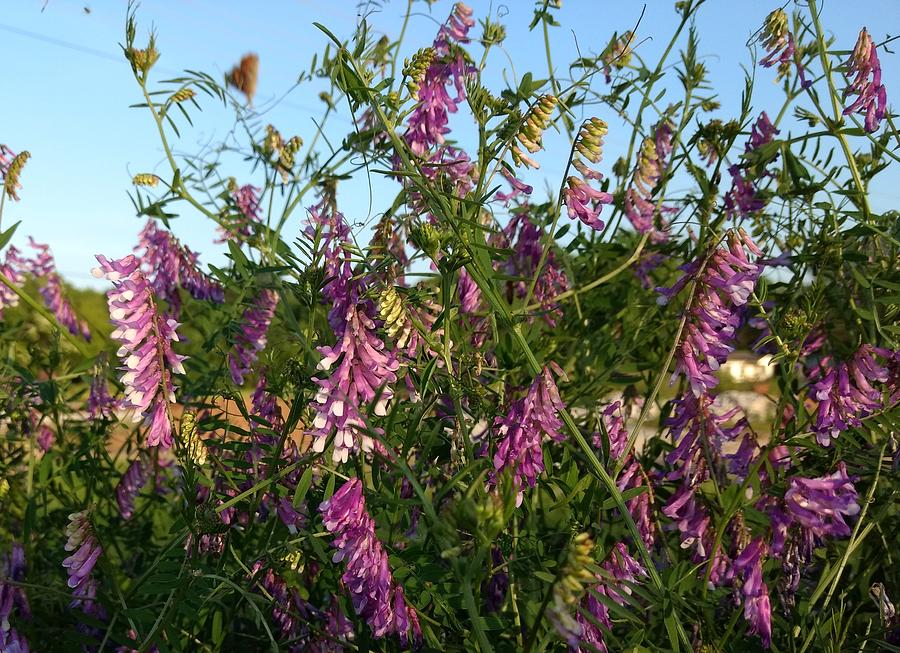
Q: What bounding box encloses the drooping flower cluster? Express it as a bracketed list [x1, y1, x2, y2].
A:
[62, 511, 102, 598]
[491, 365, 567, 505]
[136, 219, 225, 315]
[573, 543, 646, 652]
[624, 119, 674, 236]
[1, 544, 30, 643]
[25, 238, 91, 340]
[116, 455, 150, 520]
[498, 212, 569, 326]
[403, 3, 475, 157]
[810, 344, 897, 446]
[724, 112, 780, 219]
[784, 462, 860, 542]
[218, 182, 262, 242]
[759, 9, 810, 88]
[378, 285, 442, 361]
[319, 478, 421, 646]
[0, 146, 29, 201]
[601, 31, 633, 83]
[307, 206, 399, 463]
[92, 254, 186, 448]
[250, 562, 353, 652]
[730, 538, 772, 647]
[512, 94, 558, 169]
[843, 28, 887, 133]
[563, 118, 613, 231]
[228, 288, 279, 385]
[0, 245, 26, 319]
[657, 229, 763, 397]
[599, 402, 653, 547]
[547, 532, 597, 646]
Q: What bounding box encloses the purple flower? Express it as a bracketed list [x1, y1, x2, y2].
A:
[564, 176, 612, 231]
[811, 345, 894, 445]
[760, 9, 811, 89]
[228, 289, 279, 385]
[724, 112, 779, 219]
[843, 28, 887, 133]
[136, 219, 225, 315]
[491, 366, 567, 505]
[598, 403, 654, 546]
[1, 544, 31, 630]
[403, 3, 475, 157]
[23, 239, 92, 340]
[731, 538, 772, 647]
[218, 183, 262, 242]
[116, 455, 150, 520]
[89, 354, 117, 419]
[0, 245, 26, 318]
[319, 478, 421, 645]
[62, 510, 102, 594]
[658, 230, 763, 397]
[498, 213, 569, 327]
[92, 254, 187, 448]
[785, 462, 860, 540]
[458, 268, 481, 314]
[0, 627, 30, 653]
[574, 543, 645, 652]
[483, 547, 509, 614]
[624, 120, 674, 236]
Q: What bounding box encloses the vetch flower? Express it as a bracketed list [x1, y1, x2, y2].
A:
[1, 544, 31, 631]
[785, 462, 860, 540]
[88, 354, 117, 419]
[136, 219, 225, 315]
[731, 538, 772, 647]
[319, 478, 421, 645]
[0, 245, 26, 318]
[811, 345, 895, 445]
[572, 543, 646, 652]
[25, 238, 91, 340]
[724, 112, 780, 219]
[491, 365, 567, 505]
[92, 254, 186, 448]
[116, 455, 150, 520]
[217, 182, 262, 242]
[601, 31, 633, 83]
[512, 94, 557, 169]
[228, 288, 279, 385]
[759, 9, 810, 88]
[62, 510, 102, 594]
[843, 28, 887, 133]
[657, 229, 763, 396]
[624, 119, 674, 235]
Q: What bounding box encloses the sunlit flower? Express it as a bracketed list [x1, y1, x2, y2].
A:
[843, 28, 887, 133]
[63, 510, 102, 593]
[92, 254, 186, 448]
[759, 9, 810, 88]
[785, 462, 860, 540]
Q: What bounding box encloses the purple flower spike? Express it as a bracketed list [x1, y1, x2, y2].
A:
[811, 345, 894, 445]
[843, 28, 887, 133]
[93, 254, 186, 448]
[760, 9, 810, 89]
[785, 462, 860, 540]
[658, 230, 763, 397]
[319, 478, 421, 645]
[228, 289, 279, 385]
[24, 239, 91, 340]
[625, 120, 674, 237]
[116, 455, 150, 520]
[218, 183, 262, 242]
[137, 219, 225, 315]
[62, 510, 102, 594]
[732, 538, 772, 647]
[491, 365, 567, 505]
[1, 543, 31, 630]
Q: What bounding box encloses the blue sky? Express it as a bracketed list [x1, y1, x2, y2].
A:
[1, 0, 897, 288]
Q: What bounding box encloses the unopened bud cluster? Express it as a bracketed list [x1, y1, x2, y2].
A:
[132, 173, 160, 187]
[512, 94, 557, 168]
[402, 47, 436, 99]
